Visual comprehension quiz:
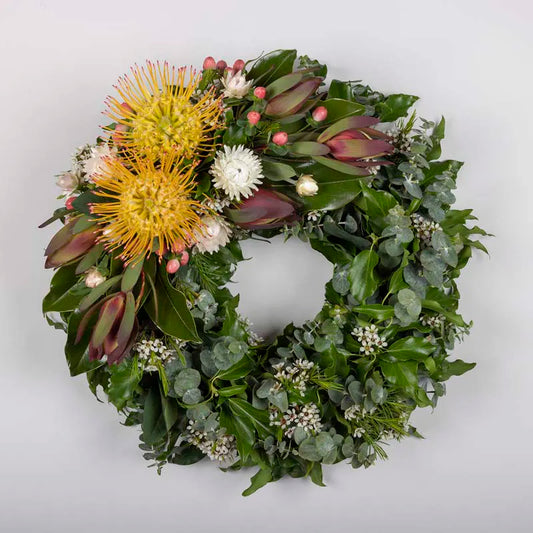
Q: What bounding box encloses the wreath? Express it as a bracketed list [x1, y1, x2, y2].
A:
[41, 49, 487, 495]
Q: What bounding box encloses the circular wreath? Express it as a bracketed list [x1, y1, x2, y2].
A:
[41, 49, 487, 495]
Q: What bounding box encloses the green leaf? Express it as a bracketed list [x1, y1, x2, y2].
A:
[380, 360, 419, 393]
[215, 356, 254, 381]
[146, 266, 200, 342]
[353, 305, 395, 321]
[321, 98, 365, 123]
[261, 158, 296, 182]
[247, 49, 297, 86]
[160, 391, 179, 431]
[437, 359, 476, 380]
[289, 160, 363, 211]
[78, 275, 122, 312]
[42, 263, 90, 313]
[64, 311, 104, 376]
[174, 368, 201, 396]
[376, 94, 419, 121]
[290, 141, 330, 156]
[348, 249, 380, 302]
[220, 408, 254, 460]
[298, 438, 322, 461]
[382, 337, 435, 362]
[242, 467, 273, 496]
[142, 387, 167, 445]
[75, 243, 104, 275]
[107, 357, 142, 410]
[227, 398, 272, 439]
[355, 185, 398, 231]
[397, 288, 421, 317]
[427, 117, 445, 161]
[309, 462, 326, 487]
[121, 257, 144, 292]
[70, 190, 106, 216]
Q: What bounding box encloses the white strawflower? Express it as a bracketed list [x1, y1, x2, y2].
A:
[194, 215, 232, 254]
[209, 145, 263, 200]
[84, 267, 106, 288]
[222, 71, 253, 99]
[82, 144, 117, 181]
[295, 174, 319, 197]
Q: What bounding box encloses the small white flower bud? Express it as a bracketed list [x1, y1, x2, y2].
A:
[84, 268, 106, 288]
[56, 172, 79, 191]
[295, 174, 319, 197]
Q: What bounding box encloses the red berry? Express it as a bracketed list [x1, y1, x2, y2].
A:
[247, 111, 261, 126]
[233, 59, 245, 72]
[253, 86, 266, 99]
[65, 196, 76, 210]
[180, 251, 190, 266]
[272, 131, 288, 146]
[312, 106, 328, 122]
[203, 56, 216, 70]
[166, 259, 180, 274]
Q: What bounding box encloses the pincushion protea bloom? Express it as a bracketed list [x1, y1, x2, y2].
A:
[105, 61, 223, 159]
[91, 153, 207, 263]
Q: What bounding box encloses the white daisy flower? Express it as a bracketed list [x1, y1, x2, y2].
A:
[194, 215, 232, 254]
[209, 145, 263, 200]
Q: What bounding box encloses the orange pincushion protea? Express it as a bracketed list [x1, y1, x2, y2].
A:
[105, 61, 223, 159]
[91, 153, 207, 263]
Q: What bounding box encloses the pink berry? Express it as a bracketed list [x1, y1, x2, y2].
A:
[166, 259, 180, 274]
[247, 111, 261, 125]
[253, 86, 266, 99]
[180, 251, 190, 266]
[216, 60, 227, 70]
[65, 196, 76, 210]
[272, 131, 288, 146]
[203, 56, 216, 70]
[312, 106, 328, 122]
[233, 59, 245, 72]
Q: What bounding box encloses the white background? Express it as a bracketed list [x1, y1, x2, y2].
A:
[1, 0, 532, 531]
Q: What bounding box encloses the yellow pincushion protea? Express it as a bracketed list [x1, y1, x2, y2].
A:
[105, 61, 223, 159]
[91, 153, 207, 262]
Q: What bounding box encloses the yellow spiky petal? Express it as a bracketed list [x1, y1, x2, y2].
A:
[91, 153, 207, 263]
[105, 61, 223, 159]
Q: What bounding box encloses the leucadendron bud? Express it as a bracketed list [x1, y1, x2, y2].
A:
[295, 174, 319, 197]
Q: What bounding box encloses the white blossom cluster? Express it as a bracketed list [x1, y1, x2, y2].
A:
[306, 210, 323, 223]
[270, 359, 315, 396]
[241, 316, 264, 346]
[134, 338, 175, 372]
[387, 127, 412, 154]
[351, 324, 388, 355]
[185, 422, 238, 464]
[411, 213, 441, 243]
[344, 405, 371, 438]
[269, 402, 322, 439]
[421, 314, 445, 329]
[202, 195, 231, 213]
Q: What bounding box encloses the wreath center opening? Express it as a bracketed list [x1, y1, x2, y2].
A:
[232, 234, 332, 341]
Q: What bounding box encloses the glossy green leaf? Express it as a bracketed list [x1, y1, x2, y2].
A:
[146, 266, 200, 342]
[382, 337, 435, 362]
[107, 357, 142, 410]
[376, 94, 419, 121]
[247, 49, 297, 86]
[348, 249, 380, 302]
[321, 98, 365, 123]
[42, 263, 90, 313]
